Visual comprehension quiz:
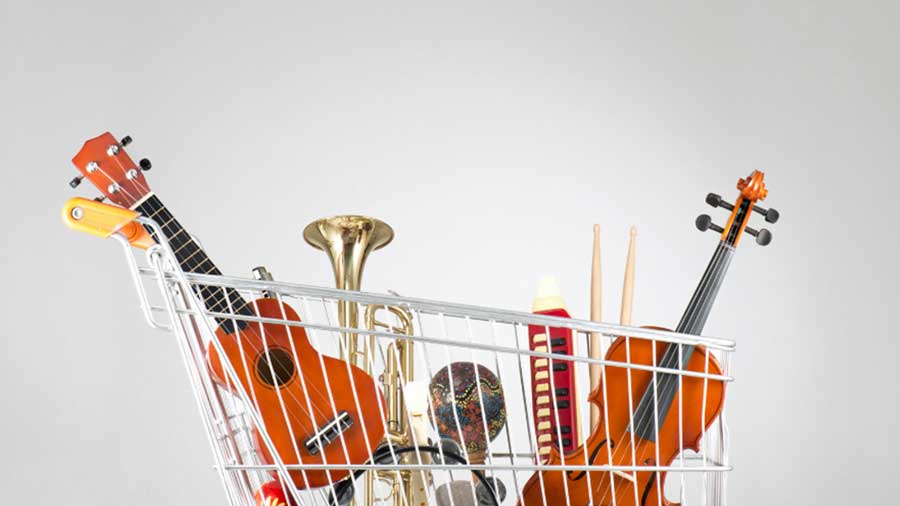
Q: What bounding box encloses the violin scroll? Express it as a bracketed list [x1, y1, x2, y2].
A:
[737, 170, 768, 201]
[697, 170, 780, 247]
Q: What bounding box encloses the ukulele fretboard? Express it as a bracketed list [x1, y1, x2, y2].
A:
[135, 194, 253, 333]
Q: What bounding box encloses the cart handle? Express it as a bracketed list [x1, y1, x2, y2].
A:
[62, 197, 155, 249]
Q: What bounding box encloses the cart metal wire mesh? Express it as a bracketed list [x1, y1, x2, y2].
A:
[108, 217, 734, 506]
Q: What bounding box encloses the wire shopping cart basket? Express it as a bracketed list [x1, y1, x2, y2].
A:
[84, 212, 734, 506]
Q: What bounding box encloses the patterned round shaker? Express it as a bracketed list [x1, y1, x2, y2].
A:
[429, 362, 506, 460]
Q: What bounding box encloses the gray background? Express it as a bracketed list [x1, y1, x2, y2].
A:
[2, 1, 898, 504]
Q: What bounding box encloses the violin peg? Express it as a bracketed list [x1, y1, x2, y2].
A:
[706, 192, 734, 211]
[695, 214, 711, 231]
[744, 226, 772, 246]
[752, 204, 780, 224]
[695, 214, 724, 233]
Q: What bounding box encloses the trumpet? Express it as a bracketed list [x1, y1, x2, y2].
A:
[304, 215, 428, 506]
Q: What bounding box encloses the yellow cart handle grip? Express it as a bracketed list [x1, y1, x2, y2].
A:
[62, 197, 155, 250]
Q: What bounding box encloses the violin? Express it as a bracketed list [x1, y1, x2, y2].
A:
[71, 133, 386, 489]
[520, 171, 778, 506]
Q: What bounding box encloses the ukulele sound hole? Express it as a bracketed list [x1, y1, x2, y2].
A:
[255, 348, 296, 388]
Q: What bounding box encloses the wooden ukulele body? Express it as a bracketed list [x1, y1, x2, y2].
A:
[206, 298, 386, 489]
[520, 328, 725, 506]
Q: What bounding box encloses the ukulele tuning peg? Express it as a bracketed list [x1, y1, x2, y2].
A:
[705, 192, 734, 211]
[120, 135, 132, 147]
[139, 158, 152, 171]
[695, 214, 724, 233]
[752, 203, 780, 224]
[69, 175, 83, 188]
[94, 195, 107, 203]
[745, 226, 772, 246]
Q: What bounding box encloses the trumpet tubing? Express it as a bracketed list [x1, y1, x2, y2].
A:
[365, 304, 415, 437]
[367, 303, 424, 506]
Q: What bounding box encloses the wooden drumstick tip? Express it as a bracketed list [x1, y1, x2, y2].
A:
[620, 226, 637, 326]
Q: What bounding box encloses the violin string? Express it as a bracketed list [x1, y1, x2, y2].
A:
[635, 241, 733, 448]
[625, 241, 732, 505]
[593, 241, 729, 505]
[596, 243, 726, 506]
[607, 239, 732, 506]
[631, 243, 728, 505]
[635, 241, 729, 424]
[631, 242, 729, 429]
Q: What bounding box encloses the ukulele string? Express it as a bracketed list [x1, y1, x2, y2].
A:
[99, 157, 341, 430]
[100, 162, 347, 445]
[592, 240, 729, 506]
[124, 173, 340, 425]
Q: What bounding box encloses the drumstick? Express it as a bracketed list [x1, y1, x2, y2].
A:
[620, 227, 636, 326]
[589, 225, 602, 431]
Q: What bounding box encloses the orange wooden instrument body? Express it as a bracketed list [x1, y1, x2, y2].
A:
[519, 328, 725, 506]
[207, 298, 386, 489]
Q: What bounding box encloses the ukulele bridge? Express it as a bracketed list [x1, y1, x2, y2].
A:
[304, 411, 354, 456]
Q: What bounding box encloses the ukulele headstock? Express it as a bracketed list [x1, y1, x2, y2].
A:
[70, 132, 153, 209]
[696, 170, 779, 247]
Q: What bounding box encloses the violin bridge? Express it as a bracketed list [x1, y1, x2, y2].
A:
[613, 470, 636, 482]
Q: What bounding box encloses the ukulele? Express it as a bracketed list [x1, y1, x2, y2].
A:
[70, 132, 386, 489]
[519, 171, 778, 506]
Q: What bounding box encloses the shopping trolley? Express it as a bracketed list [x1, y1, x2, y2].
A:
[66, 207, 734, 506]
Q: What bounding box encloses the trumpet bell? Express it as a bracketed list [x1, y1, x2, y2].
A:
[303, 215, 394, 291]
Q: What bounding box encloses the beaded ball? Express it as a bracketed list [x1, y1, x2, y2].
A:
[429, 362, 507, 458]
